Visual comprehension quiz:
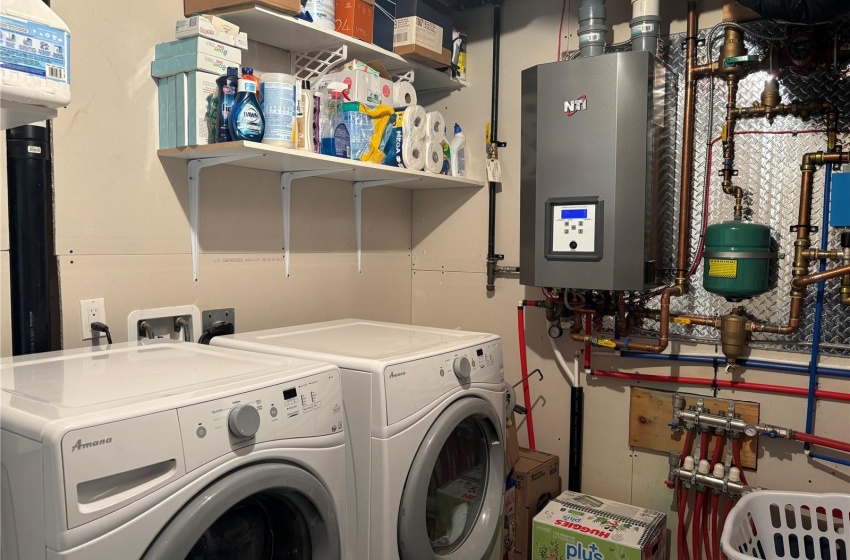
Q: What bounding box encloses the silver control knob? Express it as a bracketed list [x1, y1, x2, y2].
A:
[453, 357, 472, 379]
[228, 404, 260, 438]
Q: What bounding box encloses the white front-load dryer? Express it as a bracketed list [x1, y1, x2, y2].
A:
[1, 340, 352, 560]
[212, 319, 507, 560]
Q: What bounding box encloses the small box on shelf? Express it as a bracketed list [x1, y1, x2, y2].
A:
[155, 37, 243, 65]
[393, 16, 451, 68]
[336, 0, 374, 42]
[175, 15, 249, 48]
[394, 0, 452, 51]
[373, 0, 396, 51]
[183, 0, 301, 17]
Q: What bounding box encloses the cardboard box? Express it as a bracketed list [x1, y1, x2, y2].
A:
[394, 44, 452, 68]
[503, 480, 517, 560]
[336, 0, 374, 42]
[394, 0, 453, 51]
[511, 448, 561, 560]
[323, 65, 393, 106]
[175, 16, 249, 49]
[394, 16, 442, 54]
[506, 413, 521, 469]
[532, 491, 667, 560]
[373, 0, 396, 51]
[179, 71, 219, 146]
[158, 78, 175, 149]
[155, 37, 242, 65]
[151, 51, 240, 78]
[184, 0, 301, 17]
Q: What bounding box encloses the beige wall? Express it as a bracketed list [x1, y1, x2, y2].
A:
[1, 138, 10, 357]
[45, 0, 414, 347]
[413, 0, 850, 552]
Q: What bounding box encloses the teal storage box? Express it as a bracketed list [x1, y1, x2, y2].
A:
[155, 37, 242, 65]
[831, 172, 850, 227]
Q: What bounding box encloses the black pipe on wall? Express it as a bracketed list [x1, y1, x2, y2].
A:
[568, 386, 584, 492]
[6, 124, 56, 355]
[486, 1, 503, 292]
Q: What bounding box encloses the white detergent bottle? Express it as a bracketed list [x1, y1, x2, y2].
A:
[449, 123, 466, 177]
[1, 0, 71, 116]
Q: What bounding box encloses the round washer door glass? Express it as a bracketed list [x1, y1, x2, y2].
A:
[143, 463, 340, 560]
[398, 397, 505, 559]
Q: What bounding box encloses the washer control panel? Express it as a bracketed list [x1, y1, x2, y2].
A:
[383, 340, 504, 426]
[178, 368, 343, 471]
[551, 203, 596, 253]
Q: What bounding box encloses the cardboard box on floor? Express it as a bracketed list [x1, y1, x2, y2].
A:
[509, 448, 561, 560]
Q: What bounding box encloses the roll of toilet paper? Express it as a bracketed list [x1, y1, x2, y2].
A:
[426, 111, 446, 144]
[402, 136, 426, 171]
[402, 105, 427, 141]
[424, 141, 443, 174]
[392, 80, 418, 108]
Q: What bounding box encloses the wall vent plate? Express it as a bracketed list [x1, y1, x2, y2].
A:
[202, 308, 236, 333]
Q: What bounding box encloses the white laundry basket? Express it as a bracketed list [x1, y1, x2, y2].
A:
[721, 491, 850, 560]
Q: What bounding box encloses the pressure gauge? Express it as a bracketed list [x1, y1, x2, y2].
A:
[744, 424, 758, 437]
[548, 323, 563, 339]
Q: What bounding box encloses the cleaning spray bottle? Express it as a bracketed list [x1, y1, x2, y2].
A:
[229, 78, 265, 142]
[215, 67, 239, 142]
[449, 123, 466, 177]
[320, 82, 349, 157]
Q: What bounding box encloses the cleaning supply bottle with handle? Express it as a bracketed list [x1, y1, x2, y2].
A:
[449, 123, 466, 177]
[320, 82, 348, 156]
[229, 78, 265, 142]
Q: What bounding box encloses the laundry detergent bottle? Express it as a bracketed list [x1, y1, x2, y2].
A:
[229, 78, 265, 142]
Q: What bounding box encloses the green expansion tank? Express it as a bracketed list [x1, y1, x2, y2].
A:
[703, 219, 776, 300]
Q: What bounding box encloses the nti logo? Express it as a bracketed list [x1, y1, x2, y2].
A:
[564, 95, 588, 116]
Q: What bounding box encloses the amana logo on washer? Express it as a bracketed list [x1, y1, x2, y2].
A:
[70, 437, 112, 452]
[388, 371, 406, 379]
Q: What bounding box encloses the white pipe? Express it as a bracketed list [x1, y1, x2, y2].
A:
[548, 321, 578, 387]
[632, 0, 660, 17]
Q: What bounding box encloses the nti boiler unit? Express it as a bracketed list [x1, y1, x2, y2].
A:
[520, 50, 677, 291]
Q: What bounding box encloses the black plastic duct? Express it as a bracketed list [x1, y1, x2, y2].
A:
[6, 124, 57, 355]
[738, 0, 850, 22]
[568, 386, 584, 491]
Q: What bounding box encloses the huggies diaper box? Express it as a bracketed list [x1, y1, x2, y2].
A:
[532, 491, 666, 560]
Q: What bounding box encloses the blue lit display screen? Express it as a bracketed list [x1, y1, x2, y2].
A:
[560, 208, 588, 220]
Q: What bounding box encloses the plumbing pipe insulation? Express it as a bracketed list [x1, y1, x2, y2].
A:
[568, 386, 584, 492]
[516, 305, 536, 449]
[618, 350, 850, 380]
[590, 369, 850, 403]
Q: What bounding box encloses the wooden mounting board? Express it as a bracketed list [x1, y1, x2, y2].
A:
[629, 388, 760, 469]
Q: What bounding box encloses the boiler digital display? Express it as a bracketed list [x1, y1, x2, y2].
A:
[560, 208, 588, 220]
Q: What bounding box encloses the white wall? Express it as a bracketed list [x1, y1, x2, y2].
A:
[413, 0, 850, 552]
[44, 0, 414, 348]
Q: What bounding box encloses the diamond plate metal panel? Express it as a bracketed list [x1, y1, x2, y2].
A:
[604, 23, 850, 355]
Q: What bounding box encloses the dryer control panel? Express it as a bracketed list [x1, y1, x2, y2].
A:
[178, 368, 343, 471]
[382, 340, 504, 426]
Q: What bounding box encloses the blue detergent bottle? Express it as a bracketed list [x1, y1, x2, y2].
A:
[215, 67, 239, 142]
[229, 78, 265, 142]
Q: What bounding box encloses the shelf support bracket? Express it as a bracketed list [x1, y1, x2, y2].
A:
[354, 178, 420, 273]
[282, 168, 353, 277]
[188, 154, 259, 282]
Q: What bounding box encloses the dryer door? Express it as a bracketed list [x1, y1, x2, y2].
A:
[397, 397, 505, 560]
[142, 463, 340, 560]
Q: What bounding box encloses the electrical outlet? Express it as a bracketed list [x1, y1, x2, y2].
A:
[79, 298, 105, 340]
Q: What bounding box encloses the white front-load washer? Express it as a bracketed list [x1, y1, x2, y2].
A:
[212, 319, 507, 560]
[1, 340, 352, 560]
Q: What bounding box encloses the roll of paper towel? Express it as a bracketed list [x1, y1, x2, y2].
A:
[392, 81, 418, 108]
[402, 136, 426, 171]
[426, 111, 446, 144]
[402, 105, 427, 141]
[424, 141, 443, 174]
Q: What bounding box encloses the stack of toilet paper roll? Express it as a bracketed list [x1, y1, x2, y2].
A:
[391, 106, 447, 174]
[392, 81, 418, 108]
[400, 105, 427, 171]
[424, 111, 446, 174]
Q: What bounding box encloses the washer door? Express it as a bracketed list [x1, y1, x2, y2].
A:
[143, 462, 340, 560]
[397, 397, 504, 560]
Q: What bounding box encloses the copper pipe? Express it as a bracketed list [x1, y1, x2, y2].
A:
[803, 249, 841, 260]
[791, 264, 850, 289]
[721, 76, 743, 218]
[750, 297, 803, 335]
[631, 308, 718, 327]
[675, 0, 698, 287]
[730, 100, 837, 123]
[570, 286, 682, 353]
